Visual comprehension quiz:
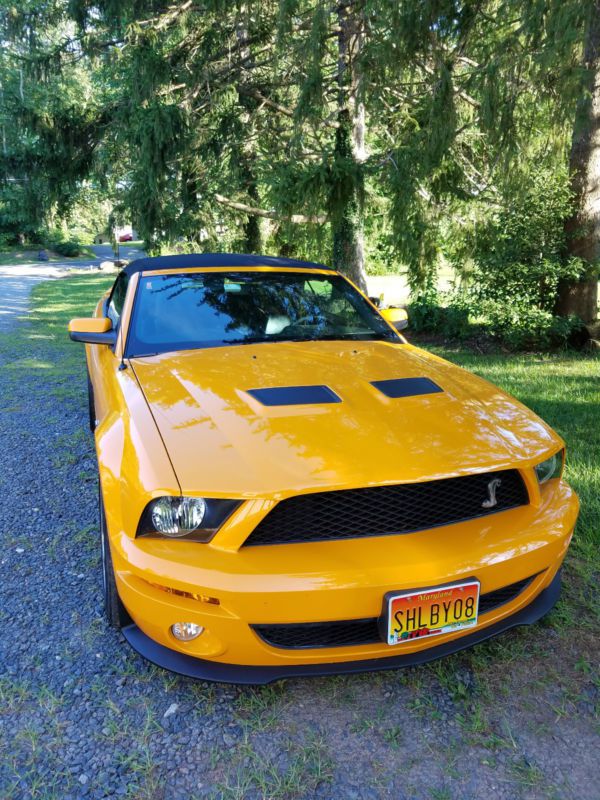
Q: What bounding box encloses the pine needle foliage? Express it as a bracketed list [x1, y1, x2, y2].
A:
[0, 0, 596, 314]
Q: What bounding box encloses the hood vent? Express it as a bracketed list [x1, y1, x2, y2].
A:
[247, 385, 341, 406]
[371, 377, 443, 398]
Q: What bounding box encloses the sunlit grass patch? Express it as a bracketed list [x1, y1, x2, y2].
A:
[28, 273, 113, 332]
[6, 358, 54, 370]
[432, 348, 599, 548]
[0, 276, 115, 404]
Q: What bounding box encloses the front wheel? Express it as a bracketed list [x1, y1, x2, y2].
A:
[100, 487, 130, 629]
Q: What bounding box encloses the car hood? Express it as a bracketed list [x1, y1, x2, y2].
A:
[130, 340, 561, 497]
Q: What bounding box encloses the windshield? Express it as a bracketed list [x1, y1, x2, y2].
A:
[126, 271, 400, 357]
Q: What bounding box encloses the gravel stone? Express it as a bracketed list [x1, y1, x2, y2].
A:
[163, 702, 179, 719]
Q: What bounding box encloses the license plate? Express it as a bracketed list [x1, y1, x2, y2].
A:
[385, 580, 480, 645]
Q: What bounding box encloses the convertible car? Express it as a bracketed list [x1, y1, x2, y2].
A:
[68, 254, 579, 683]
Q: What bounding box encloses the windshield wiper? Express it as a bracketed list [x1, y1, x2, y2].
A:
[129, 331, 398, 357]
[222, 335, 322, 345]
[221, 336, 272, 345]
[223, 331, 398, 345]
[301, 332, 398, 342]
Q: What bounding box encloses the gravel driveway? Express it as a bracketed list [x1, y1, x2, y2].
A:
[0, 274, 598, 800]
[0, 265, 71, 332]
[0, 246, 144, 332]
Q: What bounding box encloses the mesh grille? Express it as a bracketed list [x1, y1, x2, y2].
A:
[478, 575, 535, 614]
[244, 470, 529, 546]
[252, 575, 536, 649]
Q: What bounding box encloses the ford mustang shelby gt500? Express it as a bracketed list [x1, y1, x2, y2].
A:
[68, 254, 579, 683]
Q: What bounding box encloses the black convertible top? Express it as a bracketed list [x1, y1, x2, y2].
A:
[123, 252, 335, 277]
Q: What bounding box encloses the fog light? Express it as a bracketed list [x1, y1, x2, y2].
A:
[170, 622, 204, 642]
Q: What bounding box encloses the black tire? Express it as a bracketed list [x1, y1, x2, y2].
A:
[99, 488, 130, 629]
[87, 372, 96, 432]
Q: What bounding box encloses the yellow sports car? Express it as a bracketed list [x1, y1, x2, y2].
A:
[68, 254, 579, 683]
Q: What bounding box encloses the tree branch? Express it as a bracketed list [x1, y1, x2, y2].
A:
[238, 87, 294, 117]
[215, 194, 326, 224]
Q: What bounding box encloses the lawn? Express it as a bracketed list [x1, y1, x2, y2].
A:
[0, 245, 96, 266]
[1, 271, 598, 800]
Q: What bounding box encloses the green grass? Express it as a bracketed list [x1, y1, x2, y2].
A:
[0, 246, 96, 265]
[216, 731, 333, 800]
[431, 348, 599, 549]
[6, 272, 113, 357]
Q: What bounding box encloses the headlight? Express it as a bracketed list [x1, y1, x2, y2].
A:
[137, 497, 241, 542]
[151, 497, 206, 536]
[535, 450, 564, 484]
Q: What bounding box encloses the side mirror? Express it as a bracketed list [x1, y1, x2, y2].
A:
[380, 306, 408, 331]
[68, 317, 117, 345]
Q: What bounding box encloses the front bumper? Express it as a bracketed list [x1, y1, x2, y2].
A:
[112, 477, 577, 658]
[109, 478, 577, 679]
[121, 570, 562, 684]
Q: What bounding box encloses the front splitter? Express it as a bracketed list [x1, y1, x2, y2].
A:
[121, 571, 561, 685]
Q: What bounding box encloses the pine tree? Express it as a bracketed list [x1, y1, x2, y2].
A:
[2, 0, 598, 326]
[0, 2, 103, 238]
[556, 0, 600, 324]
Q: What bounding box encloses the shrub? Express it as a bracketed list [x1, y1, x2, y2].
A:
[0, 232, 16, 250]
[44, 229, 83, 257]
[408, 292, 472, 339]
[53, 239, 82, 257]
[407, 291, 584, 351]
[478, 301, 584, 350]
[446, 167, 586, 312]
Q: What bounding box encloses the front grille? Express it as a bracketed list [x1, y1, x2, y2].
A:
[252, 575, 536, 649]
[254, 618, 382, 649]
[244, 469, 529, 546]
[478, 574, 536, 614]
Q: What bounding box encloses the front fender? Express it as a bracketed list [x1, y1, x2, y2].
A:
[95, 364, 180, 544]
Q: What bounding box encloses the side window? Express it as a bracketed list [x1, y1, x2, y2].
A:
[107, 273, 128, 328]
[305, 279, 332, 299]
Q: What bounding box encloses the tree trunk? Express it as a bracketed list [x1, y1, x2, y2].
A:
[556, 0, 600, 323]
[236, 8, 263, 254]
[332, 1, 367, 291]
[237, 153, 262, 252]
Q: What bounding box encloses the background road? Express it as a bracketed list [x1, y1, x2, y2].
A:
[0, 245, 144, 332]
